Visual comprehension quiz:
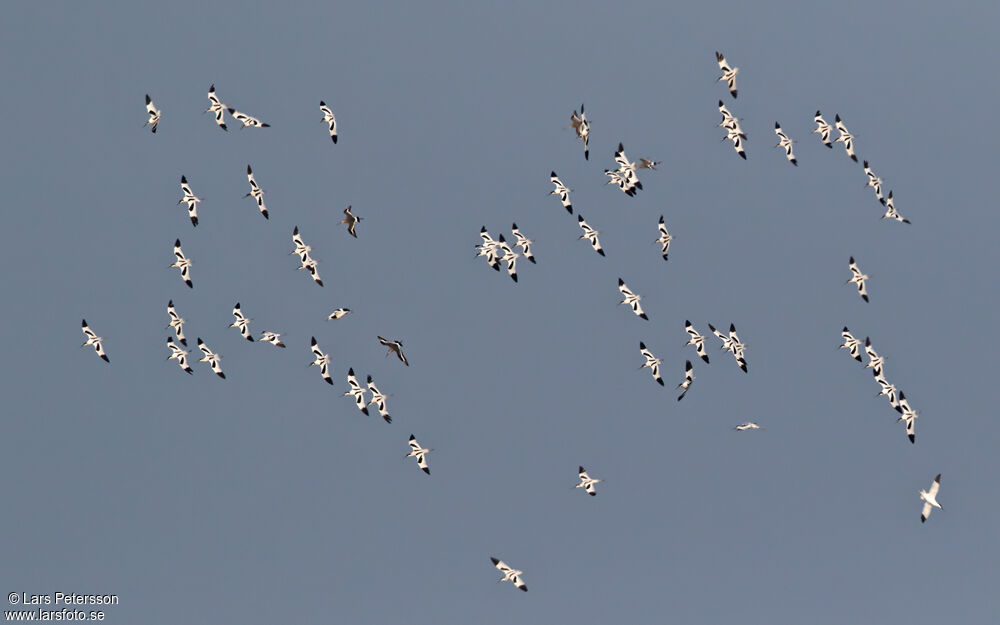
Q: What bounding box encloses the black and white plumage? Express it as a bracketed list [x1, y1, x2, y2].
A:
[205, 84, 227, 131]
[511, 223, 535, 264]
[576, 466, 601, 496]
[259, 331, 286, 348]
[655, 215, 673, 261]
[718, 100, 739, 130]
[178, 176, 201, 227]
[863, 161, 886, 205]
[847, 257, 870, 303]
[637, 158, 660, 170]
[144, 95, 161, 133]
[309, 337, 333, 385]
[725, 125, 747, 159]
[475, 227, 502, 272]
[550, 172, 573, 213]
[875, 374, 901, 412]
[344, 368, 369, 416]
[813, 111, 833, 148]
[166, 300, 187, 346]
[774, 122, 797, 166]
[733, 422, 763, 431]
[166, 336, 193, 374]
[569, 103, 590, 160]
[684, 320, 710, 364]
[677, 360, 694, 401]
[290, 227, 323, 287]
[881, 191, 911, 224]
[607, 142, 643, 196]
[840, 327, 863, 362]
[81, 319, 109, 363]
[320, 101, 338, 143]
[896, 392, 918, 444]
[617, 278, 648, 320]
[379, 336, 409, 366]
[227, 107, 270, 128]
[327, 308, 352, 321]
[171, 239, 193, 288]
[716, 51, 739, 98]
[230, 302, 254, 342]
[196, 338, 225, 379]
[297, 256, 324, 287]
[340, 205, 361, 238]
[244, 165, 268, 219]
[490, 558, 527, 592]
[864, 337, 884, 377]
[638, 341, 664, 386]
[365, 375, 392, 423]
[834, 114, 858, 162]
[919, 474, 943, 523]
[497, 234, 519, 283]
[709, 323, 747, 372]
[577, 215, 605, 256]
[407, 435, 431, 475]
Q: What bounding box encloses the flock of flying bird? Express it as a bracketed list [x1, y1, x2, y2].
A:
[79, 53, 944, 597]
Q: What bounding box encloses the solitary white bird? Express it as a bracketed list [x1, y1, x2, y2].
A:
[497, 234, 519, 283]
[576, 466, 601, 496]
[684, 320, 710, 364]
[166, 300, 187, 346]
[577, 215, 605, 256]
[863, 161, 886, 205]
[227, 107, 270, 128]
[733, 422, 763, 431]
[327, 308, 352, 321]
[475, 227, 502, 272]
[813, 111, 833, 148]
[716, 51, 740, 98]
[259, 331, 286, 348]
[834, 114, 858, 162]
[81, 319, 109, 363]
[407, 435, 431, 475]
[490, 558, 527, 592]
[569, 103, 590, 160]
[205, 84, 227, 131]
[340, 205, 361, 238]
[847, 257, 870, 303]
[166, 336, 193, 374]
[309, 337, 333, 385]
[677, 360, 694, 401]
[178, 176, 201, 227]
[511, 223, 535, 264]
[864, 337, 884, 376]
[774, 122, 797, 166]
[244, 165, 268, 219]
[196, 338, 225, 379]
[171, 239, 193, 288]
[840, 327, 863, 362]
[297, 256, 324, 287]
[655, 215, 673, 261]
[896, 392, 918, 444]
[344, 368, 369, 416]
[881, 191, 911, 224]
[230, 302, 254, 342]
[378, 336, 409, 366]
[728, 323, 748, 372]
[366, 375, 392, 423]
[919, 474, 943, 523]
[550, 172, 573, 213]
[144, 95, 161, 133]
[320, 101, 338, 143]
[618, 278, 648, 320]
[638, 341, 664, 386]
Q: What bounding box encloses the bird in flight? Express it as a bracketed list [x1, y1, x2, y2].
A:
[291, 227, 323, 287]
[716, 51, 739, 98]
[550, 172, 573, 213]
[607, 142, 643, 196]
[813, 111, 833, 148]
[475, 227, 502, 272]
[144, 95, 161, 133]
[655, 215, 673, 261]
[309, 337, 333, 385]
[227, 107, 270, 128]
[576, 466, 601, 496]
[497, 234, 519, 283]
[320, 101, 338, 143]
[637, 158, 660, 170]
[684, 320, 710, 364]
[834, 114, 858, 162]
[677, 360, 694, 401]
[618, 278, 648, 320]
[196, 338, 225, 379]
[166, 300, 187, 346]
[511, 223, 535, 264]
[378, 336, 409, 366]
[340, 205, 362, 238]
[166, 336, 193, 374]
[724, 125, 747, 160]
[259, 331, 286, 348]
[230, 303, 254, 342]
[881, 191, 911, 224]
[81, 319, 109, 363]
[718, 100, 740, 130]
[490, 557, 527, 592]
[569, 103, 590, 160]
[734, 422, 763, 431]
[366, 375, 392, 423]
[407, 435, 431, 474]
[840, 327, 863, 362]
[205, 84, 228, 131]
[344, 368, 369, 416]
[864, 337, 884, 377]
[178, 176, 201, 227]
[639, 341, 664, 386]
[863, 161, 886, 205]
[244, 165, 268, 219]
[577, 215, 605, 256]
[171, 239, 193, 288]
[875, 374, 901, 412]
[919, 474, 943, 523]
[774, 122, 797, 165]
[896, 392, 918, 444]
[847, 257, 870, 303]
[328, 308, 352, 321]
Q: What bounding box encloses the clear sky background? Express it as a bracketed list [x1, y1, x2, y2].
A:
[2, 2, 998, 623]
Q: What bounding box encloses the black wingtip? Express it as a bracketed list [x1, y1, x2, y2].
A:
[639, 341, 646, 349]
[909, 434, 915, 444]
[101, 354, 109, 362]
[640, 313, 648, 320]
[598, 249, 605, 256]
[739, 152, 747, 160]
[331, 136, 338, 144]
[657, 379, 664, 386]
[361, 408, 369, 416]
[862, 295, 869, 303]
[550, 171, 557, 177]
[325, 378, 333, 385]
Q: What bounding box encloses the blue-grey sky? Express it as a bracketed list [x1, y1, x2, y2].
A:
[2, 2, 998, 623]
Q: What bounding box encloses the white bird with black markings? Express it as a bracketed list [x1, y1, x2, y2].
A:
[550, 172, 573, 213]
[227, 107, 270, 128]
[576, 466, 601, 496]
[610, 142, 643, 196]
[290, 226, 312, 261]
[677, 360, 694, 401]
[340, 205, 361, 238]
[511, 223, 535, 264]
[774, 122, 797, 165]
[378, 336, 409, 366]
[170, 239, 193, 288]
[569, 103, 590, 160]
[864, 337, 884, 376]
[875, 374, 901, 412]
[344, 368, 369, 416]
[196, 338, 225, 379]
[881, 191, 911, 224]
[407, 435, 431, 475]
[230, 303, 254, 342]
[259, 331, 285, 348]
[490, 558, 527, 592]
[813, 111, 833, 148]
[497, 234, 519, 283]
[638, 342, 664, 386]
[327, 308, 352, 321]
[166, 336, 193, 374]
[244, 165, 268, 219]
[144, 95, 161, 133]
[834, 114, 858, 162]
[320, 101, 338, 143]
[684, 321, 710, 364]
[617, 278, 648, 320]
[655, 215, 673, 261]
[475, 227, 502, 272]
[863, 161, 886, 205]
[577, 215, 605, 256]
[840, 327, 863, 362]
[309, 337, 333, 385]
[728, 324, 748, 372]
[205, 84, 227, 131]
[297, 256, 324, 287]
[81, 319, 109, 363]
[847, 257, 870, 303]
[733, 422, 763, 431]
[718, 100, 739, 130]
[708, 323, 735, 353]
[365, 375, 392, 423]
[166, 300, 187, 346]
[716, 51, 740, 98]
[638, 158, 660, 170]
[725, 125, 747, 159]
[919, 474, 943, 522]
[178, 176, 201, 227]
[896, 392, 918, 444]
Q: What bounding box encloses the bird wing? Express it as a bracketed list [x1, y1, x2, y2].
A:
[928, 474, 941, 498]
